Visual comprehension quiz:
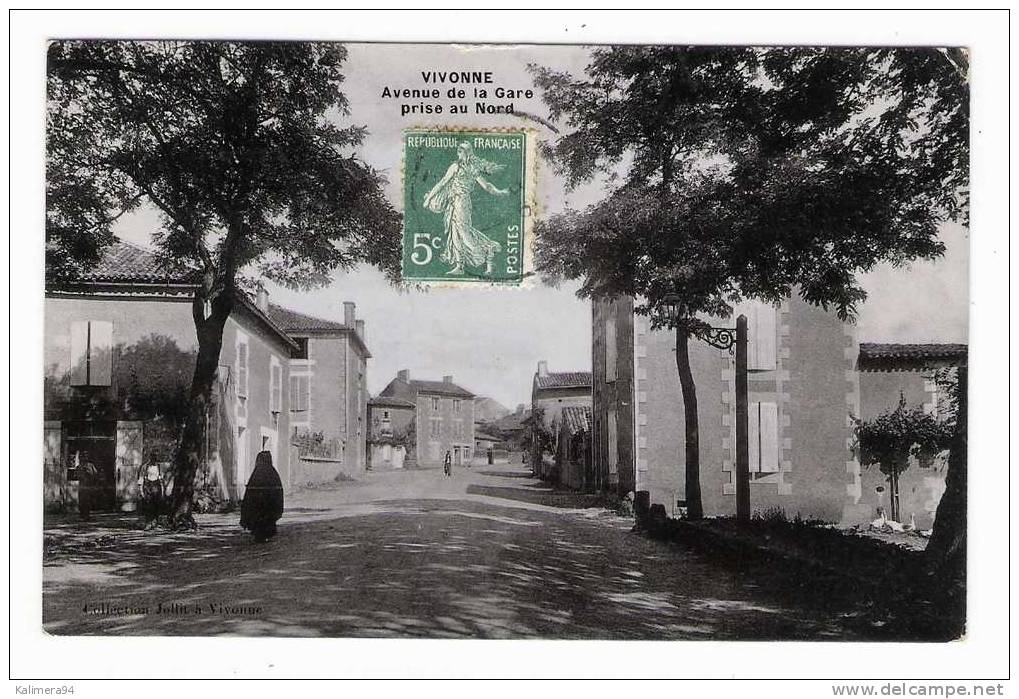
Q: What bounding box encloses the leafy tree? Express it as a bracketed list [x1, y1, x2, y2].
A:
[47, 41, 402, 527]
[853, 394, 954, 522]
[530, 46, 967, 520]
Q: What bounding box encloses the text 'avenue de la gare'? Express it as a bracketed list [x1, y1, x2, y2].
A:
[380, 70, 534, 116]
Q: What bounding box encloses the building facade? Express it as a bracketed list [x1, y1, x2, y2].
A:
[367, 395, 417, 470]
[378, 370, 477, 468]
[530, 362, 592, 481]
[44, 241, 369, 511]
[853, 342, 966, 529]
[592, 293, 864, 524]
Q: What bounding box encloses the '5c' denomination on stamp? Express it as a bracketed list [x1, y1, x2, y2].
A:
[403, 130, 530, 284]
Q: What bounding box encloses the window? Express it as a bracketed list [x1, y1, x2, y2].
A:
[739, 401, 780, 474]
[292, 337, 309, 360]
[289, 375, 310, 413]
[270, 358, 282, 415]
[605, 315, 617, 383]
[735, 302, 777, 370]
[235, 336, 249, 422]
[382, 410, 390, 420]
[69, 321, 113, 386]
[453, 399, 462, 414]
[431, 397, 440, 411]
[454, 419, 464, 439]
[429, 417, 442, 437]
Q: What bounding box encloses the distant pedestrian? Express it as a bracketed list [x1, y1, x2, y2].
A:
[138, 462, 165, 529]
[77, 456, 98, 522]
[240, 451, 284, 543]
[443, 450, 452, 478]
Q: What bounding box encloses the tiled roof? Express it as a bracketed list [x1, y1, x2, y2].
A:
[267, 303, 347, 333]
[535, 371, 592, 390]
[409, 379, 476, 398]
[69, 241, 198, 283]
[379, 376, 476, 400]
[474, 431, 502, 442]
[560, 405, 592, 435]
[858, 343, 968, 370]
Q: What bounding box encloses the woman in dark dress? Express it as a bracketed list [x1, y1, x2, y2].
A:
[240, 451, 284, 542]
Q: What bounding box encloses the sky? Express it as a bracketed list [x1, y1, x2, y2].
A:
[114, 43, 969, 409]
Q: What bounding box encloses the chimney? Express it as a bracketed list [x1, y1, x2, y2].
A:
[397, 369, 409, 383]
[443, 375, 453, 384]
[343, 301, 356, 328]
[537, 360, 548, 377]
[355, 319, 366, 343]
[255, 285, 269, 313]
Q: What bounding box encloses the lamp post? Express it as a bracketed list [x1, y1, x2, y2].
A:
[662, 296, 751, 524]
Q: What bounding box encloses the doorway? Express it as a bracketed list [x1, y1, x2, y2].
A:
[63, 421, 117, 511]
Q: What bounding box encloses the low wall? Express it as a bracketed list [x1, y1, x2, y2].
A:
[289, 452, 362, 490]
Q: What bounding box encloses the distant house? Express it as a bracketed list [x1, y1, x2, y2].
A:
[367, 395, 417, 470]
[555, 405, 593, 491]
[487, 404, 531, 452]
[530, 361, 592, 480]
[378, 370, 477, 468]
[43, 241, 369, 511]
[853, 343, 967, 529]
[267, 301, 371, 473]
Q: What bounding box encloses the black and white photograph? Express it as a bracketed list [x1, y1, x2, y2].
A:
[8, 7, 1011, 689]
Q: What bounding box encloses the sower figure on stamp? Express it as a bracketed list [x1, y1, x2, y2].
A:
[423, 142, 509, 276]
[240, 451, 285, 543]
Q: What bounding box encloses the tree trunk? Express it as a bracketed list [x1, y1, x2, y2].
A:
[676, 326, 703, 520]
[927, 366, 967, 569]
[889, 468, 901, 522]
[167, 288, 233, 529]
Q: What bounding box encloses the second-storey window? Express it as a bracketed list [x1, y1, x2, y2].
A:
[235, 336, 249, 421]
[453, 398, 462, 414]
[605, 315, 617, 383]
[289, 375, 310, 413]
[431, 397, 440, 411]
[429, 417, 442, 437]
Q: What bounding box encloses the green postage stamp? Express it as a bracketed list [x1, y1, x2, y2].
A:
[403, 129, 532, 284]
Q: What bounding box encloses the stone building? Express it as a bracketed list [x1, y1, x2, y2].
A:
[377, 370, 477, 468]
[530, 361, 592, 480]
[853, 342, 966, 529]
[44, 241, 370, 511]
[592, 294, 863, 523]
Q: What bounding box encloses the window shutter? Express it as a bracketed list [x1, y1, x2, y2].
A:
[69, 321, 89, 386]
[271, 364, 282, 413]
[758, 402, 780, 472]
[750, 304, 777, 370]
[289, 376, 299, 411]
[605, 316, 617, 383]
[237, 343, 248, 398]
[88, 321, 113, 386]
[748, 402, 761, 472]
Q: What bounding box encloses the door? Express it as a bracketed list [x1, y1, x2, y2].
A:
[63, 421, 117, 511]
[454, 446, 462, 468]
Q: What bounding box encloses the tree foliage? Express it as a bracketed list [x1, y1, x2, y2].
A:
[46, 41, 403, 525]
[47, 41, 402, 288]
[853, 394, 954, 480]
[531, 46, 968, 325]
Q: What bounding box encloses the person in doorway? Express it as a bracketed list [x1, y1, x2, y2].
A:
[443, 450, 452, 478]
[77, 457, 98, 522]
[240, 451, 284, 543]
[138, 462, 164, 529]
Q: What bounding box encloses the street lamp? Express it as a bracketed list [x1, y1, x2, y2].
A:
[661, 294, 751, 524]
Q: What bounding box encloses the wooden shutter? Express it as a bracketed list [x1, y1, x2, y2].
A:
[270, 363, 282, 413]
[744, 401, 780, 473]
[758, 402, 780, 472]
[88, 321, 113, 386]
[750, 304, 777, 370]
[69, 321, 89, 386]
[237, 342, 248, 398]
